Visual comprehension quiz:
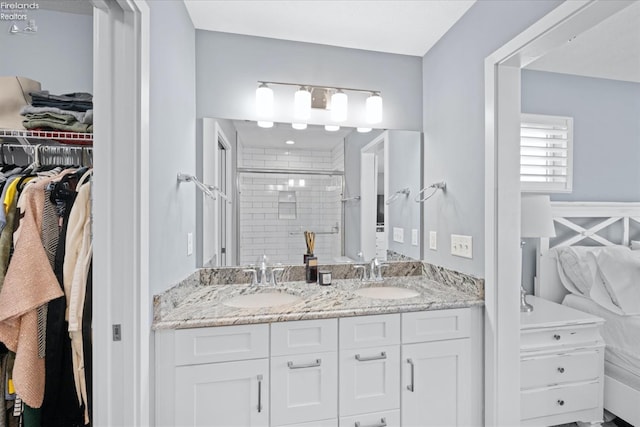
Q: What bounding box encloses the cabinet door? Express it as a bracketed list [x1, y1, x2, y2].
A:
[271, 351, 338, 426]
[175, 359, 268, 427]
[339, 345, 400, 416]
[401, 340, 470, 427]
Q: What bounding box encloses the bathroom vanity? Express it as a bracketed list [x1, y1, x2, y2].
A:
[153, 265, 484, 427]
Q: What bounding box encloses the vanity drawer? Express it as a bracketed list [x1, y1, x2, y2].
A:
[340, 409, 400, 427]
[521, 350, 601, 390]
[272, 318, 338, 356]
[402, 308, 470, 344]
[521, 381, 600, 421]
[339, 314, 400, 349]
[521, 324, 601, 351]
[174, 323, 269, 366]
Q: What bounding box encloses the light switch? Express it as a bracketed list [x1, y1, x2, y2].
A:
[187, 232, 193, 256]
[411, 229, 419, 246]
[451, 234, 472, 258]
[429, 231, 437, 250]
[393, 227, 404, 243]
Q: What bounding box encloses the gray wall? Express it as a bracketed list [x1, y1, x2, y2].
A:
[421, 0, 562, 277]
[521, 70, 640, 292]
[148, 0, 197, 295]
[0, 9, 92, 93]
[195, 31, 422, 131]
[387, 130, 421, 259]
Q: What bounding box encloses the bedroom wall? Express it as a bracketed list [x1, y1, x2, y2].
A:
[521, 70, 640, 292]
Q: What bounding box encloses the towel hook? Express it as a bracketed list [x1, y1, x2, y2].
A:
[415, 181, 446, 203]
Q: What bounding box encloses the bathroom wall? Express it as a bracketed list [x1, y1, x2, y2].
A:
[421, 0, 563, 278]
[195, 31, 423, 131]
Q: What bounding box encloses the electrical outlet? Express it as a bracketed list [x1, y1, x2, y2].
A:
[187, 232, 193, 256]
[393, 227, 404, 243]
[429, 231, 437, 250]
[451, 234, 472, 258]
[411, 229, 419, 246]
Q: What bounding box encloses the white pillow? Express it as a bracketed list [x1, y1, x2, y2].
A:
[554, 246, 631, 296]
[590, 249, 640, 316]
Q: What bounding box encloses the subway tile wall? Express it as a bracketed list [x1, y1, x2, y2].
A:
[238, 146, 344, 265]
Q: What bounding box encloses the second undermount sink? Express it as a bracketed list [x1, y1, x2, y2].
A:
[223, 292, 303, 309]
[353, 286, 420, 300]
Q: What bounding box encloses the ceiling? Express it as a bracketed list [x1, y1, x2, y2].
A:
[183, 0, 475, 57]
[526, 1, 640, 83]
[234, 121, 350, 151]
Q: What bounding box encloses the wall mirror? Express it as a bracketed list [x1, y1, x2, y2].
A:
[198, 118, 422, 268]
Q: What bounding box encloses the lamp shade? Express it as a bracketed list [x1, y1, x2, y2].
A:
[256, 83, 274, 118]
[294, 87, 311, 120]
[521, 194, 556, 238]
[331, 90, 348, 122]
[366, 93, 383, 124]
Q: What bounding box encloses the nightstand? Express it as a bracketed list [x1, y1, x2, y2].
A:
[520, 296, 605, 427]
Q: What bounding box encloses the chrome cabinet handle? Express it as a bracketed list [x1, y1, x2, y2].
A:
[557, 367, 565, 373]
[287, 359, 321, 369]
[406, 358, 415, 392]
[553, 334, 561, 340]
[355, 351, 387, 362]
[557, 399, 565, 406]
[257, 374, 263, 413]
[355, 417, 387, 427]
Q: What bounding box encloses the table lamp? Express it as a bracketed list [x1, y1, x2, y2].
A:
[520, 194, 556, 312]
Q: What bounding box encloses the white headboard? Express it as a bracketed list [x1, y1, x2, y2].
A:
[536, 202, 640, 303]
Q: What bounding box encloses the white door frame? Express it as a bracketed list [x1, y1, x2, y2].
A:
[360, 131, 389, 260]
[202, 118, 233, 267]
[92, 0, 150, 425]
[484, 0, 632, 424]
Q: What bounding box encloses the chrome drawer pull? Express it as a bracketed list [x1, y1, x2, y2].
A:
[557, 367, 565, 373]
[407, 358, 415, 392]
[553, 334, 561, 340]
[355, 417, 387, 427]
[287, 359, 321, 369]
[355, 352, 387, 362]
[557, 399, 565, 406]
[257, 374, 263, 413]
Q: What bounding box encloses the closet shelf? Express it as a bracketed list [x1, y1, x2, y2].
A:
[0, 129, 93, 146]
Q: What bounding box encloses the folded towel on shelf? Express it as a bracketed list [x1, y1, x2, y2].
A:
[22, 112, 77, 126]
[22, 118, 92, 134]
[29, 91, 93, 113]
[20, 106, 93, 124]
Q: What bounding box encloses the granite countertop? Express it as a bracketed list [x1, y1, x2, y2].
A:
[153, 274, 484, 330]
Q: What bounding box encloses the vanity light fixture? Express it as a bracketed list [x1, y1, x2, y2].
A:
[257, 121, 273, 128]
[366, 92, 383, 124]
[292, 123, 307, 130]
[325, 124, 340, 132]
[357, 127, 372, 133]
[255, 81, 383, 128]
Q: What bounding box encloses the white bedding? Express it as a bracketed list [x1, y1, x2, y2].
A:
[563, 294, 640, 377]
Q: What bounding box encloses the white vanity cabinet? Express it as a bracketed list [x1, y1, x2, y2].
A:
[155, 324, 270, 427]
[401, 309, 473, 427]
[154, 307, 483, 427]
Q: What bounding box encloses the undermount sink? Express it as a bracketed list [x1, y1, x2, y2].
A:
[353, 286, 420, 300]
[223, 292, 303, 309]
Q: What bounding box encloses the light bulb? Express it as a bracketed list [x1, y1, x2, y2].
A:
[366, 93, 383, 124]
[292, 123, 307, 130]
[325, 124, 340, 132]
[294, 87, 311, 120]
[256, 83, 274, 118]
[257, 121, 273, 128]
[331, 90, 348, 122]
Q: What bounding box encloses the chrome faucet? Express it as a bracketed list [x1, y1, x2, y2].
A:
[353, 257, 387, 282]
[244, 254, 284, 286]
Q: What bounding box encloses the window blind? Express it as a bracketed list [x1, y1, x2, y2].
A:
[520, 113, 573, 193]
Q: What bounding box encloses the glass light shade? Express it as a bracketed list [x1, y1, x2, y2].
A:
[325, 124, 340, 132]
[257, 121, 273, 128]
[256, 84, 274, 118]
[366, 93, 383, 124]
[331, 91, 348, 122]
[294, 88, 311, 120]
[357, 127, 372, 133]
[292, 123, 307, 130]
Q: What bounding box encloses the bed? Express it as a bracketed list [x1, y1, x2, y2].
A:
[536, 202, 640, 427]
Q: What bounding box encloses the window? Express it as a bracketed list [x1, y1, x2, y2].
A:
[520, 113, 573, 193]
